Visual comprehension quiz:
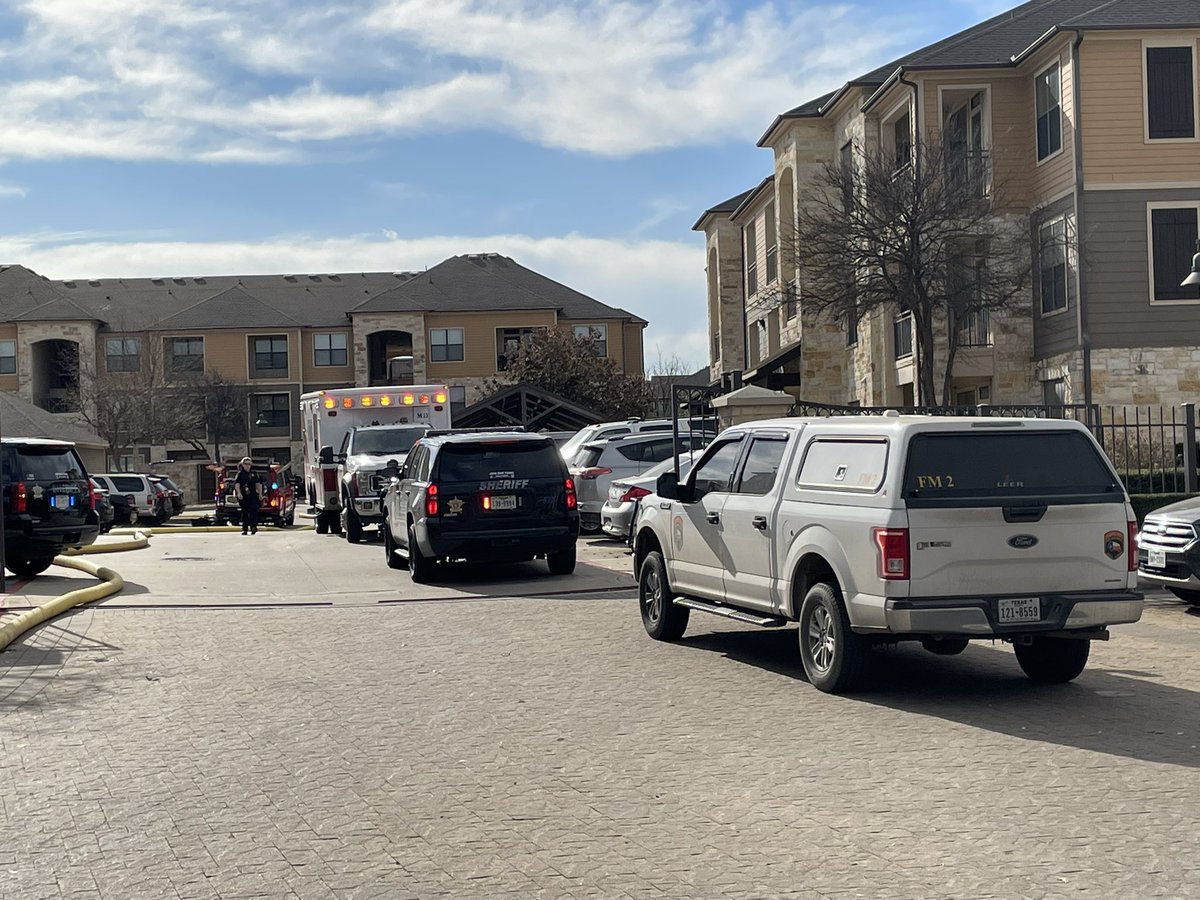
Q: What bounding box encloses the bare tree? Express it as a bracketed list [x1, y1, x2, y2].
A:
[181, 372, 249, 463]
[783, 139, 1034, 406]
[646, 347, 704, 418]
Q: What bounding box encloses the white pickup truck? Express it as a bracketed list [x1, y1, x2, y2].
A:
[632, 413, 1143, 693]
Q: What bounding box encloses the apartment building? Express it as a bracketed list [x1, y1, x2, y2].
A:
[0, 253, 645, 478]
[697, 0, 1200, 408]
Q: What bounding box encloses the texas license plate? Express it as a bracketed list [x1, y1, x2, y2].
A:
[997, 597, 1041, 623]
[49, 493, 75, 508]
[489, 495, 518, 510]
[1148, 548, 1166, 569]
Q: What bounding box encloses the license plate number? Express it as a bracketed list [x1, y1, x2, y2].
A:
[489, 495, 517, 510]
[1148, 548, 1166, 569]
[998, 597, 1041, 623]
[50, 493, 75, 508]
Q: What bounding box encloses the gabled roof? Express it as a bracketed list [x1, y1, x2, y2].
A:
[0, 265, 93, 322]
[691, 188, 756, 231]
[354, 254, 645, 324]
[757, 0, 1198, 145]
[154, 285, 301, 331]
[11, 294, 96, 322]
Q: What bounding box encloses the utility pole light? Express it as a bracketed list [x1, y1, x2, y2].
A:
[1182, 240, 1200, 288]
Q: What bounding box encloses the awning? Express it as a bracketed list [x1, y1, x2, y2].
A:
[743, 341, 802, 382]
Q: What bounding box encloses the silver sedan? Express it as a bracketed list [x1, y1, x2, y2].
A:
[600, 453, 699, 542]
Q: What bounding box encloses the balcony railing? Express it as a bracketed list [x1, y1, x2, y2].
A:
[946, 149, 992, 199]
[956, 308, 992, 348]
[893, 313, 913, 359]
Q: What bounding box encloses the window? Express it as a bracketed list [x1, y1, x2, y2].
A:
[496, 327, 540, 370]
[783, 281, 797, 321]
[1035, 63, 1062, 161]
[0, 339, 15, 375]
[893, 110, 912, 170]
[690, 438, 743, 500]
[168, 336, 204, 374]
[253, 335, 288, 372]
[1042, 378, 1065, 406]
[314, 333, 348, 367]
[105, 337, 140, 373]
[735, 438, 787, 495]
[756, 319, 768, 361]
[745, 222, 758, 295]
[840, 141, 854, 212]
[254, 393, 290, 429]
[711, 331, 720, 361]
[572, 324, 608, 357]
[449, 385, 467, 411]
[797, 438, 888, 493]
[430, 328, 465, 362]
[1150, 205, 1200, 302]
[846, 286, 858, 347]
[893, 313, 913, 359]
[1039, 217, 1069, 314]
[1146, 45, 1196, 140]
[764, 201, 778, 285]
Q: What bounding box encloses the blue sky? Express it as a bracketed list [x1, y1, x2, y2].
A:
[0, 0, 1014, 370]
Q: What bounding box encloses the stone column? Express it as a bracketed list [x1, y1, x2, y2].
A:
[710, 385, 795, 429]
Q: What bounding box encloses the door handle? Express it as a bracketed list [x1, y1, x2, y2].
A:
[752, 515, 767, 530]
[706, 512, 720, 525]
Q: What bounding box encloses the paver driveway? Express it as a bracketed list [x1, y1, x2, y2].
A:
[1, 530, 1198, 898]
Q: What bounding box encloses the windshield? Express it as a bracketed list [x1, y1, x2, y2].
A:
[352, 426, 428, 455]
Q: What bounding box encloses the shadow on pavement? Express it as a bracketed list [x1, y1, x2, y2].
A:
[680, 627, 1200, 769]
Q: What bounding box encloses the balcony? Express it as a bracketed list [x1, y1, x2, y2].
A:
[946, 149, 991, 199]
[893, 313, 913, 360]
[956, 308, 992, 348]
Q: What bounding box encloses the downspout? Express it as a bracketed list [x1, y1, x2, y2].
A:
[1069, 30, 1093, 420]
[740, 224, 748, 383]
[898, 70, 923, 405]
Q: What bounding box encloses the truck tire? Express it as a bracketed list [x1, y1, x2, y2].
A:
[7, 556, 55, 578]
[407, 523, 434, 584]
[315, 511, 329, 535]
[342, 504, 363, 543]
[1013, 637, 1090, 683]
[547, 544, 576, 576]
[638, 551, 688, 641]
[383, 521, 406, 570]
[1168, 587, 1200, 607]
[798, 581, 872, 693]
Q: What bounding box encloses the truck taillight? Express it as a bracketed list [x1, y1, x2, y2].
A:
[1128, 520, 1138, 572]
[426, 483, 439, 517]
[565, 478, 577, 510]
[11, 482, 27, 514]
[322, 468, 338, 492]
[872, 527, 909, 580]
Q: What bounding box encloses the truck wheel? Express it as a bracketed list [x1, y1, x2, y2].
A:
[1168, 587, 1200, 607]
[547, 544, 576, 576]
[1013, 637, 1090, 683]
[315, 511, 329, 535]
[383, 522, 407, 570]
[638, 551, 688, 641]
[798, 582, 872, 693]
[921, 637, 969, 656]
[342, 505, 363, 543]
[6, 556, 55, 578]
[407, 524, 434, 584]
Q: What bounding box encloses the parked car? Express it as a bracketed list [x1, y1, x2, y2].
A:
[381, 431, 579, 582]
[213, 460, 297, 528]
[570, 432, 712, 533]
[149, 474, 186, 517]
[559, 417, 714, 466]
[90, 478, 115, 533]
[93, 473, 166, 524]
[2, 438, 101, 577]
[1136, 497, 1200, 606]
[633, 414, 1143, 693]
[601, 451, 702, 543]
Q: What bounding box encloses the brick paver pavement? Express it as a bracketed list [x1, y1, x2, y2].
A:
[1, 542, 1198, 898]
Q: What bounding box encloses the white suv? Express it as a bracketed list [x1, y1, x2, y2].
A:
[559, 418, 713, 466]
[633, 414, 1143, 693]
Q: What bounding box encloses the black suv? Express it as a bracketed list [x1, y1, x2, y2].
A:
[381, 431, 579, 582]
[2, 438, 100, 577]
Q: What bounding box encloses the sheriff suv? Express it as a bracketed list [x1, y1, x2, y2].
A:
[3, 438, 100, 577]
[381, 430, 579, 583]
[633, 414, 1143, 693]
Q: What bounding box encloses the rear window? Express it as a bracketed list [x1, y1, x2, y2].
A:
[903, 431, 1120, 503]
[575, 446, 604, 468]
[437, 441, 564, 483]
[5, 446, 84, 481]
[109, 475, 146, 492]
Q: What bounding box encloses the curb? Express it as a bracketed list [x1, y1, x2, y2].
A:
[0, 556, 125, 653]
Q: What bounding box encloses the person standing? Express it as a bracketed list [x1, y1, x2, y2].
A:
[233, 457, 263, 535]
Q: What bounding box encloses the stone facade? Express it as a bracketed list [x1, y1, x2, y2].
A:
[15, 320, 96, 409]
[350, 313, 427, 387]
[707, 219, 747, 384]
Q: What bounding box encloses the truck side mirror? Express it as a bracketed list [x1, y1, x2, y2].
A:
[656, 471, 680, 501]
[318, 445, 334, 465]
[381, 459, 401, 480]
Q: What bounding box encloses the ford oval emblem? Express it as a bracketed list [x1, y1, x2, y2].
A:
[1008, 534, 1038, 550]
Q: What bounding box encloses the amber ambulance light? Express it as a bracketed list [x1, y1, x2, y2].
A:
[361, 395, 373, 407]
[342, 397, 353, 408]
[323, 398, 335, 409]
[434, 392, 447, 403]
[380, 395, 391, 406]
[403, 393, 415, 405]
[872, 527, 910, 580]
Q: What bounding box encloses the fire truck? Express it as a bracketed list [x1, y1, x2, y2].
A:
[299, 385, 452, 534]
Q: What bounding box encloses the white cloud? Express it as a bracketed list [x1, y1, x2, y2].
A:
[0, 229, 712, 370]
[0, 0, 916, 161]
[0, 183, 28, 198]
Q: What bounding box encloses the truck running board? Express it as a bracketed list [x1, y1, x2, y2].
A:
[673, 597, 788, 628]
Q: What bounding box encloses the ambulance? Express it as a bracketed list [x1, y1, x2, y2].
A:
[299, 385, 452, 534]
